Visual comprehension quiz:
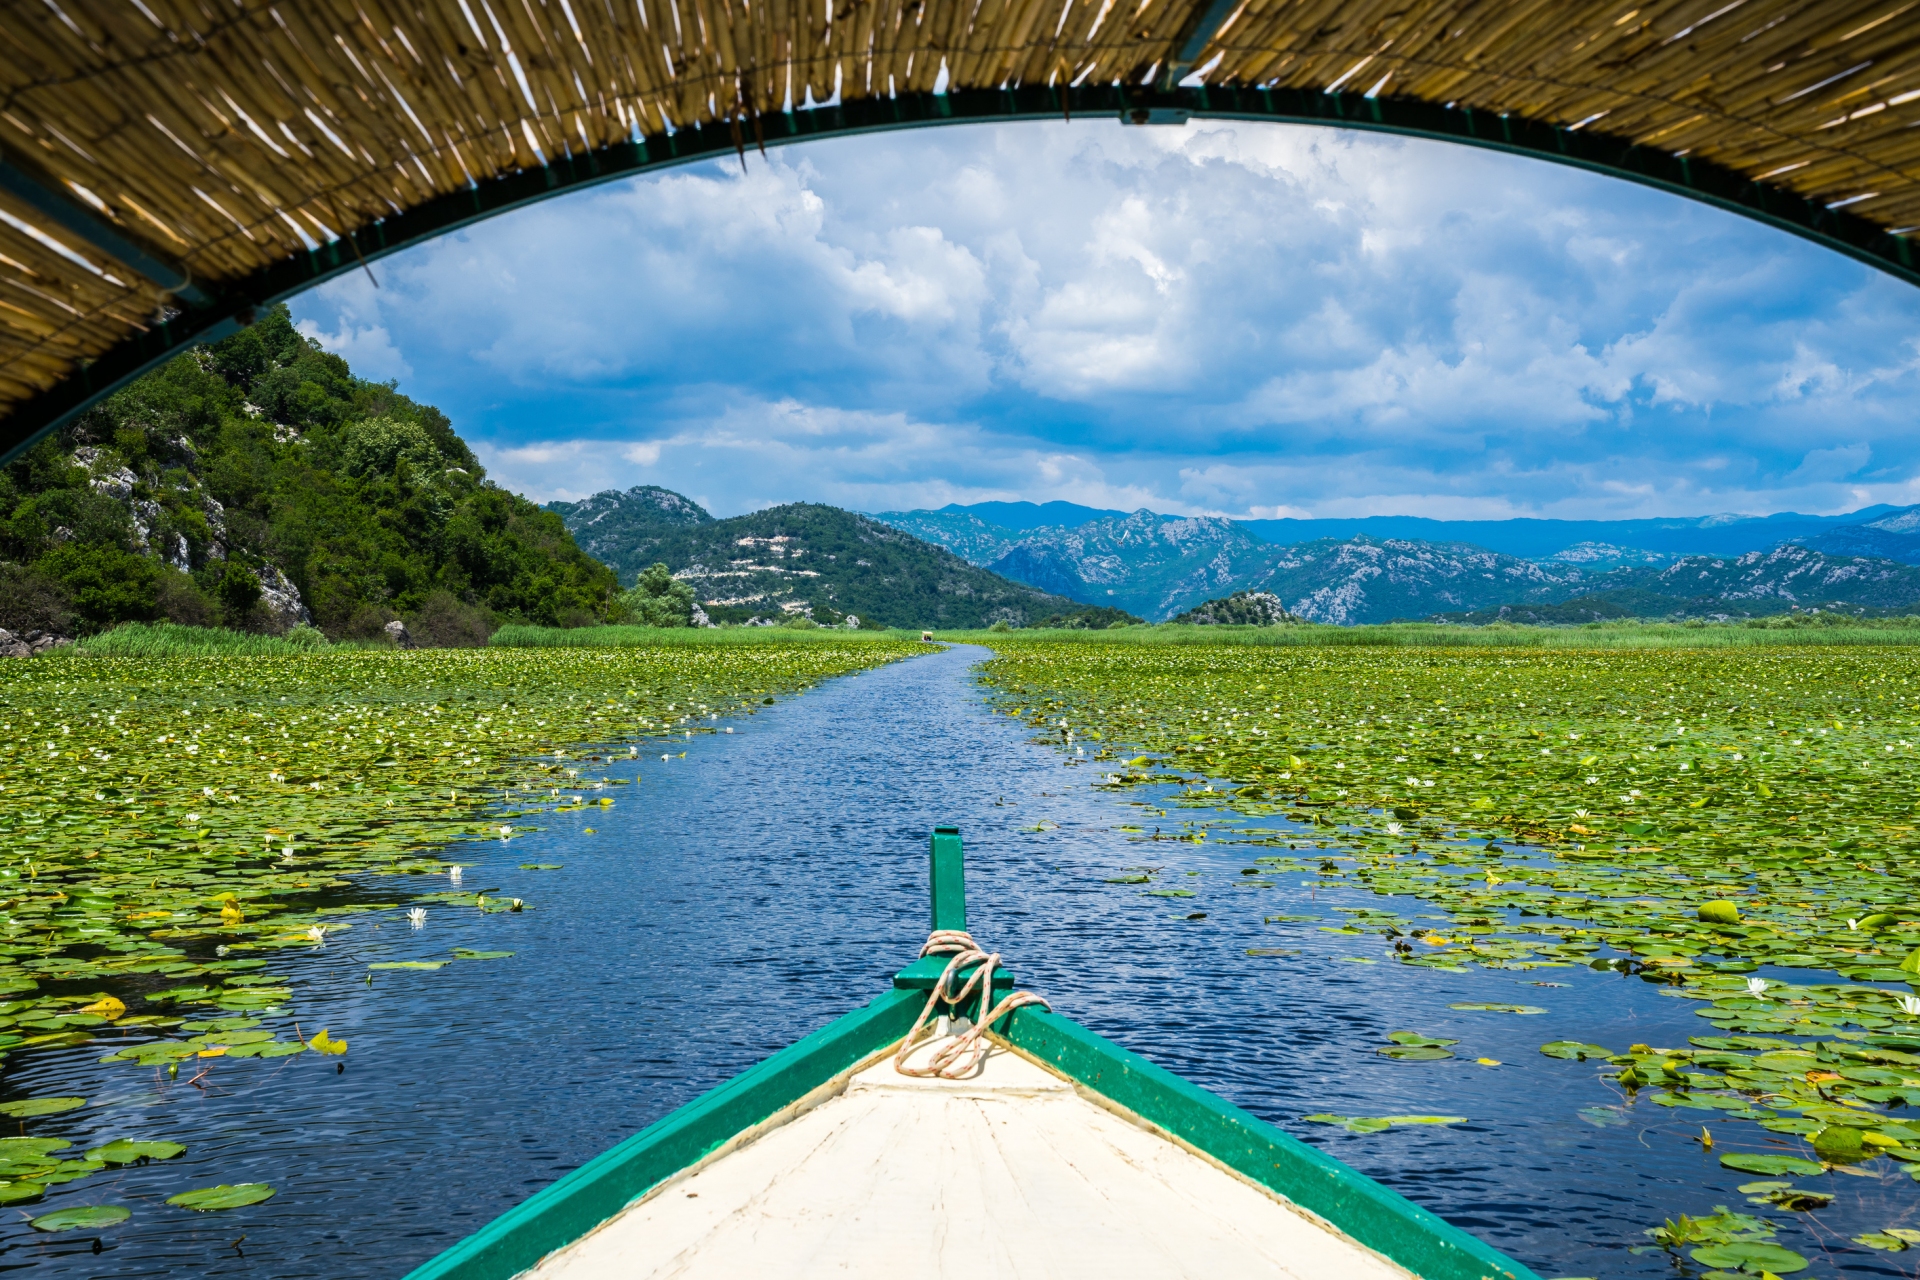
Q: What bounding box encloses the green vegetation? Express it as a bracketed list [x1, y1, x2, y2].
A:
[938, 616, 1920, 648]
[0, 636, 917, 1217]
[974, 634, 1920, 1229]
[0, 305, 616, 641]
[489, 623, 913, 648]
[69, 622, 333, 657]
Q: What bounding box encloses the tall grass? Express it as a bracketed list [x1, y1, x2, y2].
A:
[488, 623, 910, 648]
[66, 622, 334, 657]
[933, 621, 1920, 649]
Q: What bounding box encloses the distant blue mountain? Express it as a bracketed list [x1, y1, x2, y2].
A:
[885, 500, 1920, 620]
[936, 500, 1125, 531]
[1234, 509, 1907, 559]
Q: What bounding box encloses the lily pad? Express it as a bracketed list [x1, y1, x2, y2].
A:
[451, 949, 515, 960]
[1378, 1045, 1455, 1060]
[0, 1181, 44, 1204]
[1448, 1003, 1547, 1014]
[368, 961, 447, 970]
[166, 1182, 275, 1211]
[1541, 1041, 1613, 1061]
[517, 863, 563, 870]
[29, 1204, 130, 1231]
[87, 1140, 185, 1164]
[1688, 1241, 1807, 1273]
[0, 1096, 85, 1118]
[1718, 1152, 1826, 1176]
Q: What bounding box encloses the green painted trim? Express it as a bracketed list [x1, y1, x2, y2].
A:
[999, 1006, 1541, 1280]
[402, 987, 922, 1280]
[892, 954, 1015, 990]
[930, 826, 966, 931]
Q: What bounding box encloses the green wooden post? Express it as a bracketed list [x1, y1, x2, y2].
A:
[929, 826, 966, 933]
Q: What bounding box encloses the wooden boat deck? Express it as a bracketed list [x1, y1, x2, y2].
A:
[528, 1035, 1410, 1279]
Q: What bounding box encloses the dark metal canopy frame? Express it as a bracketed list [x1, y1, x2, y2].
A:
[3, 80, 1915, 467]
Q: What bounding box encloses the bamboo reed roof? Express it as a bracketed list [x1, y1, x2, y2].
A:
[1, 0, 1917, 437]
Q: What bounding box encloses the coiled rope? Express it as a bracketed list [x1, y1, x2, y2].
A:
[892, 929, 1051, 1079]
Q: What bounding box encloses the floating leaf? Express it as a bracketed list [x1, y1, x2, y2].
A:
[1718, 1153, 1826, 1176]
[29, 1205, 130, 1231]
[305, 1029, 347, 1055]
[87, 1140, 185, 1164]
[451, 949, 514, 960]
[0, 1097, 85, 1118]
[0, 1181, 44, 1204]
[1688, 1241, 1807, 1273]
[367, 961, 446, 971]
[517, 864, 563, 870]
[1378, 1045, 1455, 1060]
[166, 1183, 275, 1211]
[77, 996, 126, 1020]
[1541, 1041, 1613, 1061]
[1448, 1003, 1547, 1015]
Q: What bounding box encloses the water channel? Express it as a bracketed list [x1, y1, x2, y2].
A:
[6, 644, 1910, 1278]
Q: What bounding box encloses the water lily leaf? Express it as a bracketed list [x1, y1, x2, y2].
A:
[1386, 1031, 1459, 1047]
[238, 1040, 306, 1058]
[1448, 1003, 1547, 1014]
[451, 949, 514, 960]
[1378, 1045, 1455, 1060]
[29, 1204, 129, 1231]
[87, 1140, 185, 1164]
[305, 1029, 347, 1055]
[1541, 1041, 1613, 1060]
[1688, 1241, 1807, 1273]
[0, 1097, 84, 1118]
[516, 863, 563, 870]
[0, 1181, 44, 1204]
[166, 1183, 275, 1211]
[77, 996, 125, 1019]
[1718, 1153, 1826, 1176]
[1578, 1106, 1630, 1128]
[1245, 948, 1298, 957]
[367, 961, 446, 970]
[0, 1138, 69, 1160]
[1856, 1232, 1911, 1251]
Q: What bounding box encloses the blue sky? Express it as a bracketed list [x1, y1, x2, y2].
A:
[290, 118, 1920, 522]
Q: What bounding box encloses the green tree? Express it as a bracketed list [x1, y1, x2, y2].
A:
[619, 562, 696, 626]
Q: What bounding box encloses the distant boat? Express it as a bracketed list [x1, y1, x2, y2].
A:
[407, 828, 1536, 1280]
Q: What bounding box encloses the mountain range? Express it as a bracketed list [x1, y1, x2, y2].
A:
[546, 489, 1134, 629]
[872, 502, 1920, 624]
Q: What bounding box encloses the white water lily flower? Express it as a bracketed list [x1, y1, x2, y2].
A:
[215, 945, 229, 957]
[499, 825, 512, 839]
[1901, 995, 1920, 1018]
[450, 866, 464, 882]
[629, 746, 638, 758]
[1586, 775, 1600, 784]
[1573, 809, 1590, 818]
[407, 907, 427, 927]
[1746, 977, 1768, 997]
[1386, 822, 1404, 836]
[183, 813, 199, 824]
[307, 926, 327, 943]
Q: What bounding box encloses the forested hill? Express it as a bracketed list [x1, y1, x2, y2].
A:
[0, 306, 615, 643]
[549, 488, 1133, 628]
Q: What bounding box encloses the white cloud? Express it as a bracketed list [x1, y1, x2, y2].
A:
[291, 116, 1920, 522]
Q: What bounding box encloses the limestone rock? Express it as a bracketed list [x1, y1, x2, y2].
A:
[257, 565, 311, 632]
[384, 619, 416, 649]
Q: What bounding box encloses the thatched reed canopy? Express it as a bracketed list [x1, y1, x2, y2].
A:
[1, 0, 1916, 456]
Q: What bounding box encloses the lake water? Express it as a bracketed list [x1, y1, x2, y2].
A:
[8, 643, 1910, 1277]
